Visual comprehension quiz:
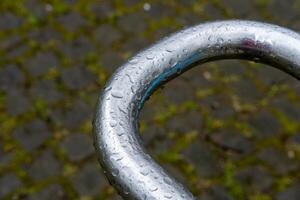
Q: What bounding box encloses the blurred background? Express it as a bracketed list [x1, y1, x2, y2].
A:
[0, 0, 300, 199]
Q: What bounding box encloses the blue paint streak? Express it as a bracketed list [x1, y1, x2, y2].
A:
[138, 51, 202, 112]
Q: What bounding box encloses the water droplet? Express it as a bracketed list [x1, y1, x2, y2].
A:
[126, 74, 134, 83]
[149, 185, 158, 192]
[166, 45, 176, 53]
[116, 156, 124, 161]
[146, 53, 155, 60]
[163, 177, 172, 185]
[117, 132, 125, 136]
[140, 168, 149, 176]
[129, 58, 139, 64]
[111, 91, 123, 98]
[118, 106, 127, 114]
[164, 193, 172, 199]
[104, 86, 112, 92]
[111, 168, 119, 176]
[217, 37, 224, 43]
[110, 120, 117, 127]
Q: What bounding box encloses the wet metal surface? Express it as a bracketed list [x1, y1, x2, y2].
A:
[94, 20, 300, 199]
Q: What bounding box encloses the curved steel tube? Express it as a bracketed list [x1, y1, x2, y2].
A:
[93, 20, 300, 199]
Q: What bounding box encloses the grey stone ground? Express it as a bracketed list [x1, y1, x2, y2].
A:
[0, 0, 300, 199]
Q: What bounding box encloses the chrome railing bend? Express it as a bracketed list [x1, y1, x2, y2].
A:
[93, 20, 300, 200]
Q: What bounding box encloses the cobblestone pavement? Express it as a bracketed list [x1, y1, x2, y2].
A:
[0, 0, 300, 200]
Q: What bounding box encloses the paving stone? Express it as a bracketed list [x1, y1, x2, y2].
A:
[177, 0, 197, 7]
[271, 97, 300, 121]
[100, 51, 124, 74]
[235, 166, 273, 192]
[177, 13, 203, 27]
[13, 119, 51, 151]
[50, 100, 92, 129]
[256, 64, 291, 86]
[6, 44, 28, 58]
[27, 184, 67, 200]
[64, 0, 78, 5]
[184, 68, 214, 88]
[94, 24, 121, 47]
[30, 79, 63, 103]
[123, 0, 140, 7]
[291, 19, 300, 31]
[268, 0, 298, 22]
[61, 66, 95, 90]
[26, 150, 61, 181]
[70, 163, 107, 197]
[231, 79, 262, 103]
[210, 131, 253, 154]
[202, 2, 224, 20]
[139, 99, 157, 122]
[276, 183, 300, 200]
[151, 26, 176, 42]
[248, 109, 281, 138]
[0, 151, 13, 167]
[288, 134, 300, 146]
[216, 60, 247, 76]
[27, 26, 62, 42]
[6, 89, 31, 116]
[0, 12, 22, 30]
[26, 52, 59, 77]
[145, 3, 176, 20]
[0, 35, 22, 50]
[57, 12, 86, 32]
[200, 94, 235, 119]
[58, 37, 94, 60]
[25, 0, 50, 19]
[60, 133, 94, 161]
[121, 36, 150, 55]
[183, 141, 221, 178]
[0, 144, 13, 166]
[199, 185, 234, 200]
[0, 65, 25, 92]
[258, 147, 299, 174]
[165, 110, 202, 133]
[152, 134, 176, 157]
[0, 173, 22, 198]
[90, 1, 114, 19]
[118, 12, 147, 34]
[222, 0, 254, 17]
[161, 163, 189, 187]
[107, 194, 123, 200]
[140, 123, 165, 149]
[162, 78, 196, 104]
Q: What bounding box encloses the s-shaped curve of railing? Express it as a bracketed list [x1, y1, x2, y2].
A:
[93, 20, 300, 199]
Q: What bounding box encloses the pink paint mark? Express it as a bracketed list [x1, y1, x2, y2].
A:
[241, 38, 269, 51]
[242, 39, 257, 48]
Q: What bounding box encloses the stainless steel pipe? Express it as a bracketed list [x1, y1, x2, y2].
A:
[93, 20, 300, 199]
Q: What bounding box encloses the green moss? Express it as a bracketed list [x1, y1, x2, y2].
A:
[250, 194, 272, 200]
[274, 176, 294, 192]
[255, 0, 272, 7]
[222, 161, 245, 199]
[272, 110, 299, 135]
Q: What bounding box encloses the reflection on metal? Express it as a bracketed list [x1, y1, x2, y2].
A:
[93, 20, 300, 199]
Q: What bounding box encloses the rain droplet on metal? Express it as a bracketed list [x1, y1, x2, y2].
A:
[111, 91, 123, 98]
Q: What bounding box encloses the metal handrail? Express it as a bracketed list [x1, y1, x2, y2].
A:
[93, 20, 300, 199]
